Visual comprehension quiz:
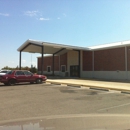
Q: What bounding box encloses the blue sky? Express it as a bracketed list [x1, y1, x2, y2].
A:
[1, 0, 130, 69]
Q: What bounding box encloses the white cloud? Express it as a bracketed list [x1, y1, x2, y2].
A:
[57, 17, 60, 20]
[0, 13, 9, 16]
[24, 10, 39, 17]
[39, 17, 50, 21]
[24, 10, 50, 21]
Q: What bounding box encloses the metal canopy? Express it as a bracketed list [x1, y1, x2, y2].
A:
[17, 39, 88, 76]
[17, 39, 89, 54]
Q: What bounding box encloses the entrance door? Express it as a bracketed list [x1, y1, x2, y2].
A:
[70, 65, 79, 77]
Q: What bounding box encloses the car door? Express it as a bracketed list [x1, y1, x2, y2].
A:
[24, 71, 35, 82]
[15, 71, 26, 82]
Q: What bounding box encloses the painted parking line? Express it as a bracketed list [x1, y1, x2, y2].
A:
[98, 90, 121, 95]
[67, 86, 117, 94]
[80, 86, 90, 89]
[90, 87, 109, 91]
[97, 91, 119, 95]
[121, 91, 130, 94]
[98, 102, 130, 111]
[70, 87, 122, 94]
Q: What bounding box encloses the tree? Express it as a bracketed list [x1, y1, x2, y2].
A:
[30, 66, 37, 73]
[2, 66, 9, 70]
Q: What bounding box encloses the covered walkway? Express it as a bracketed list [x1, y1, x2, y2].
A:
[17, 39, 89, 76]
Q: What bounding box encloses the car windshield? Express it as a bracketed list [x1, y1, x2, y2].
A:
[6, 71, 13, 75]
[0, 71, 7, 73]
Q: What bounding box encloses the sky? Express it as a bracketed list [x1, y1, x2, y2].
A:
[1, 0, 130, 69]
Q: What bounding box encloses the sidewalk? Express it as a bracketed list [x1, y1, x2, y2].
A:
[46, 78, 130, 93]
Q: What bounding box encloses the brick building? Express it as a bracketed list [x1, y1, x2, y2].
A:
[18, 39, 130, 80]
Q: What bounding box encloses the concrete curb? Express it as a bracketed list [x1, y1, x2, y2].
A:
[46, 80, 130, 94]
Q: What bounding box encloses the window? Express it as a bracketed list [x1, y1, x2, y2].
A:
[7, 71, 13, 75]
[47, 66, 51, 72]
[61, 65, 66, 72]
[24, 71, 33, 76]
[15, 71, 25, 75]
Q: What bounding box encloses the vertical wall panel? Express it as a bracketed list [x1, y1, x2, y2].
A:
[82, 51, 93, 71]
[127, 46, 130, 71]
[94, 47, 125, 71]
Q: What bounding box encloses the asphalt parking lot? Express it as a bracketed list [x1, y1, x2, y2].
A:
[0, 82, 130, 122]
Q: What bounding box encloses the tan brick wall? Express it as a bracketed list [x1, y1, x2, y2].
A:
[94, 47, 125, 71]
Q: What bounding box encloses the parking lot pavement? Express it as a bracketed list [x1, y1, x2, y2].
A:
[0, 82, 130, 122]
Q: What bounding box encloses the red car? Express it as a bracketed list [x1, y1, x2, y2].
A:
[0, 70, 47, 86]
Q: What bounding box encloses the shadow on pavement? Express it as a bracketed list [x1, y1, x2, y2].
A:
[0, 82, 46, 87]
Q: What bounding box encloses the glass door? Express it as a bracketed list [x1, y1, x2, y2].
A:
[70, 65, 79, 77]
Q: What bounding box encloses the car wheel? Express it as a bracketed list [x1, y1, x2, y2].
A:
[8, 79, 16, 86]
[36, 78, 42, 84]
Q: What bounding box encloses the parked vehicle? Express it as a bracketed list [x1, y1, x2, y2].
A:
[0, 70, 11, 75]
[0, 70, 47, 86]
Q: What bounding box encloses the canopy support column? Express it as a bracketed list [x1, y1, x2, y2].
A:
[52, 54, 54, 76]
[41, 46, 44, 75]
[19, 51, 21, 70]
[78, 50, 81, 78]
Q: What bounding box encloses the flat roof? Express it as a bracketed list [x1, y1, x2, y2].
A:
[88, 40, 130, 50]
[18, 39, 130, 54]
